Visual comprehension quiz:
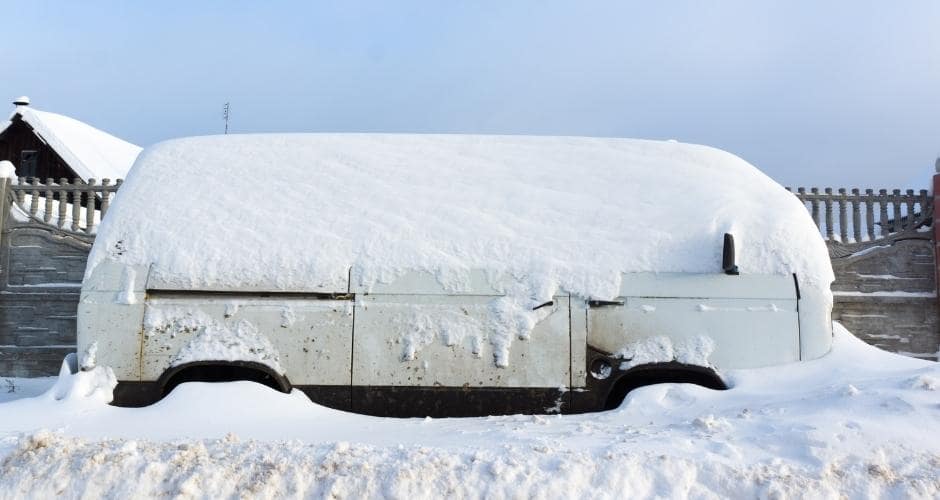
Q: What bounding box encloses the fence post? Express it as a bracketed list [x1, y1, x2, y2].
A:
[934, 158, 940, 307]
[71, 182, 82, 231]
[57, 178, 68, 228]
[0, 161, 16, 271]
[838, 188, 848, 242]
[0, 161, 14, 242]
[85, 178, 96, 233]
[864, 189, 875, 241]
[43, 178, 53, 224]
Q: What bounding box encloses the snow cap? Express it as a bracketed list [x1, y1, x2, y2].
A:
[0, 160, 15, 179]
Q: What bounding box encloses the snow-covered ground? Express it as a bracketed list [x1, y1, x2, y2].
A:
[0, 377, 56, 405]
[0, 323, 937, 499]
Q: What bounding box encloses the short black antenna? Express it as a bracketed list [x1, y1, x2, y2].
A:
[223, 102, 230, 134]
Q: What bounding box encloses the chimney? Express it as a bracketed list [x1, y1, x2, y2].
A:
[12, 96, 30, 107]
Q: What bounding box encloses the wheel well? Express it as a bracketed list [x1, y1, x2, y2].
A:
[159, 361, 291, 397]
[603, 362, 727, 410]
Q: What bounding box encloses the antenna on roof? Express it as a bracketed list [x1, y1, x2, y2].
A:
[223, 102, 230, 134]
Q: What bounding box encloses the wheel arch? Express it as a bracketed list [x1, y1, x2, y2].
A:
[156, 360, 292, 397]
[603, 361, 727, 410]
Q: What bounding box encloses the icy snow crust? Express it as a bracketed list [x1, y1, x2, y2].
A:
[88, 134, 834, 303]
[1, 324, 938, 498]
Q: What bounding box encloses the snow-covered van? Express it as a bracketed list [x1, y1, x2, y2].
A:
[77, 134, 834, 416]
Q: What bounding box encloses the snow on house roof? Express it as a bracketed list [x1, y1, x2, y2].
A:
[90, 134, 834, 305]
[1, 101, 141, 182]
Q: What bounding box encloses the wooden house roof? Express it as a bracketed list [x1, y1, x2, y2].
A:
[0, 100, 141, 182]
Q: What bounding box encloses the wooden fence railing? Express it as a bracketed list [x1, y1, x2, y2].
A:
[7, 177, 122, 235]
[786, 187, 933, 257]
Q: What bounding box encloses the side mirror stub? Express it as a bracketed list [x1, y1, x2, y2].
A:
[723, 233, 740, 275]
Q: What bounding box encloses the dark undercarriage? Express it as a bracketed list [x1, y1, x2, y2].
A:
[111, 348, 727, 417]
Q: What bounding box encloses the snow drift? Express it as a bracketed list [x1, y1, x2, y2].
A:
[88, 134, 833, 305]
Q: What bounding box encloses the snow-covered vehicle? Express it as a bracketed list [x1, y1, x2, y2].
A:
[77, 134, 834, 416]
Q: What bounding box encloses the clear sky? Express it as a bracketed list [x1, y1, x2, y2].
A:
[2, 1, 938, 187]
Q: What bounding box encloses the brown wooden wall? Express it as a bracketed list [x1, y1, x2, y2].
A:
[0, 118, 81, 181]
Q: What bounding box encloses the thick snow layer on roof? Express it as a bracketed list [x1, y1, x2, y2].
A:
[1, 106, 141, 182]
[89, 134, 834, 301]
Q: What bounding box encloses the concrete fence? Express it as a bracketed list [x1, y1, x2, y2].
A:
[0, 176, 938, 377]
[787, 184, 938, 359]
[10, 177, 121, 234]
[787, 186, 933, 256]
[0, 176, 105, 376]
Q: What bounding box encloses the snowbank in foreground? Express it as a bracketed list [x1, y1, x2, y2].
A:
[89, 134, 834, 302]
[2, 430, 935, 499]
[0, 324, 937, 498]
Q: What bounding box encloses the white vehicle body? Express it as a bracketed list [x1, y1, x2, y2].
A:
[77, 134, 833, 416]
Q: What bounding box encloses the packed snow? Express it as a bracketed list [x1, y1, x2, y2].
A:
[1, 323, 937, 498]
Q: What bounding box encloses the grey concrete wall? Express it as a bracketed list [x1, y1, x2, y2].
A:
[0, 224, 89, 377]
[5, 231, 90, 285]
[831, 238, 939, 360]
[833, 296, 938, 358]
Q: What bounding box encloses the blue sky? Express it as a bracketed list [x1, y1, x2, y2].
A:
[2, 1, 938, 187]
